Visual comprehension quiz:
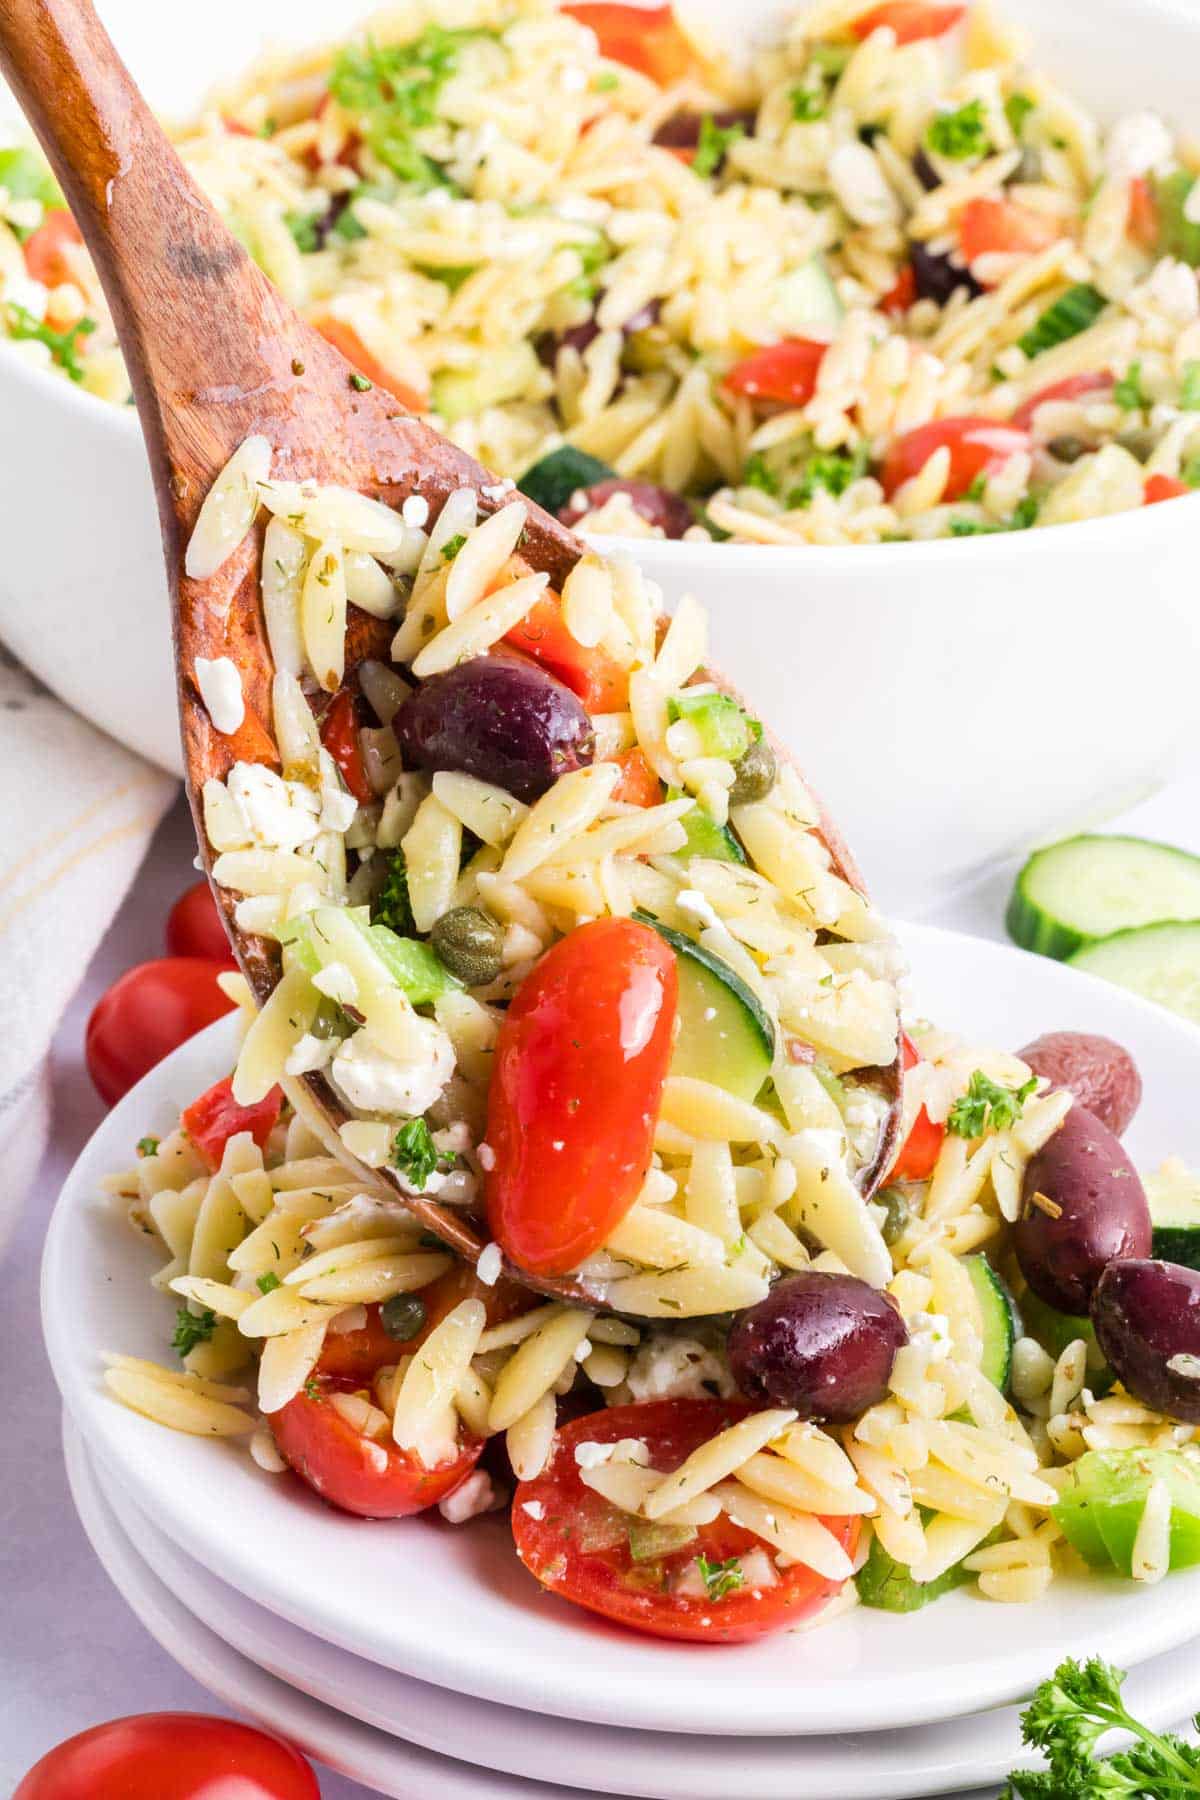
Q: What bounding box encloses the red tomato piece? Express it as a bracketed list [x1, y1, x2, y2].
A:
[181, 1074, 283, 1170]
[505, 593, 630, 712]
[319, 1263, 535, 1382]
[315, 316, 428, 411]
[513, 1400, 859, 1642]
[14, 1713, 319, 1800]
[886, 1031, 945, 1183]
[485, 917, 677, 1276]
[850, 2, 965, 43]
[165, 880, 235, 964]
[880, 263, 917, 316]
[1010, 372, 1114, 431]
[561, 4, 703, 85]
[320, 686, 373, 803]
[269, 1373, 481, 1518]
[879, 415, 1030, 502]
[22, 208, 82, 286]
[958, 197, 1059, 264]
[1145, 473, 1192, 506]
[1128, 175, 1159, 250]
[611, 746, 664, 808]
[85, 960, 237, 1107]
[723, 338, 827, 407]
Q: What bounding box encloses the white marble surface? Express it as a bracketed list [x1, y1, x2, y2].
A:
[3, 785, 1199, 1798]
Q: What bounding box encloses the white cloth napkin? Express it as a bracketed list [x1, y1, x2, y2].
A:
[0, 645, 175, 1183]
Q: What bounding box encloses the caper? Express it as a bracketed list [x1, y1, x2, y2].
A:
[729, 737, 777, 806]
[381, 1293, 427, 1341]
[1013, 145, 1043, 184]
[432, 905, 505, 986]
[1046, 434, 1089, 464]
[876, 1186, 911, 1247]
[621, 325, 672, 374]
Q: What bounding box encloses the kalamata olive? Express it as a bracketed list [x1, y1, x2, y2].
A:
[395, 655, 595, 803]
[1092, 1259, 1200, 1422]
[909, 237, 983, 307]
[1017, 1032, 1142, 1138]
[1014, 1103, 1151, 1315]
[538, 300, 662, 368]
[652, 108, 757, 157]
[727, 1270, 908, 1423]
[559, 478, 694, 539]
[729, 737, 778, 806]
[432, 906, 504, 987]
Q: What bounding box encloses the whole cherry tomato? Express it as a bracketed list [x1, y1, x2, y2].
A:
[165, 880, 235, 964]
[485, 917, 678, 1276]
[181, 1074, 283, 1170]
[85, 960, 236, 1106]
[723, 339, 827, 407]
[879, 415, 1030, 502]
[13, 1713, 318, 1800]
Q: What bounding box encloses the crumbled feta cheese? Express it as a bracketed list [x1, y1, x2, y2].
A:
[574, 1440, 613, 1470]
[476, 1142, 496, 1172]
[330, 1016, 456, 1118]
[439, 1469, 501, 1524]
[285, 1031, 336, 1077]
[476, 1241, 502, 1286]
[402, 493, 430, 528]
[313, 961, 359, 1007]
[676, 888, 724, 934]
[521, 1499, 545, 1521]
[573, 1438, 648, 1471]
[910, 1309, 952, 1364]
[626, 1334, 736, 1403]
[1146, 257, 1200, 324]
[1106, 111, 1173, 181]
[481, 479, 516, 501]
[194, 655, 246, 735]
[227, 762, 320, 851]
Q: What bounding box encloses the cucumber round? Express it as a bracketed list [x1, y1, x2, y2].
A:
[517, 445, 615, 516]
[964, 1255, 1017, 1393]
[1068, 920, 1200, 1026]
[1146, 1161, 1200, 1271]
[1007, 834, 1200, 961]
[638, 914, 774, 1103]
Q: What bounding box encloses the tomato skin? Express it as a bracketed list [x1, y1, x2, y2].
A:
[879, 415, 1030, 502]
[958, 197, 1059, 264]
[485, 918, 678, 1276]
[319, 1264, 534, 1382]
[270, 1374, 481, 1518]
[513, 1400, 859, 1643]
[13, 1712, 318, 1800]
[165, 880, 235, 964]
[1128, 175, 1159, 250]
[850, 2, 965, 43]
[181, 1074, 283, 1170]
[611, 746, 664, 808]
[505, 594, 630, 712]
[320, 686, 373, 803]
[724, 338, 827, 407]
[880, 263, 917, 316]
[561, 4, 701, 85]
[85, 960, 237, 1106]
[1145, 473, 1192, 505]
[22, 208, 82, 286]
[886, 1031, 945, 1183]
[315, 316, 428, 411]
[1010, 372, 1114, 431]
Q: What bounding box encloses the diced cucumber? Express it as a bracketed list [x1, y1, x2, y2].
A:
[518, 445, 616, 516]
[282, 908, 459, 1004]
[1147, 1161, 1200, 1271]
[1018, 1289, 1113, 1396]
[856, 1521, 999, 1612]
[667, 691, 755, 762]
[637, 913, 774, 1103]
[432, 343, 540, 424]
[1155, 170, 1200, 268]
[627, 1518, 697, 1562]
[774, 254, 843, 337]
[667, 787, 745, 866]
[964, 1255, 1017, 1394]
[0, 146, 64, 239]
[1017, 284, 1106, 359]
[1069, 922, 1200, 1028]
[1006, 834, 1200, 961]
[1054, 1448, 1200, 1576]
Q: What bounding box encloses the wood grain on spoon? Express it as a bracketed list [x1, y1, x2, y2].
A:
[0, 0, 901, 1295]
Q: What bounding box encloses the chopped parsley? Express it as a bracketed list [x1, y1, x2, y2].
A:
[1113, 361, 1145, 410]
[256, 1272, 282, 1295]
[593, 70, 620, 92]
[948, 1069, 1038, 1139]
[787, 444, 869, 507]
[4, 303, 95, 382]
[391, 1116, 450, 1190]
[329, 28, 492, 189]
[136, 1136, 160, 1159]
[284, 209, 321, 253]
[948, 494, 1039, 535]
[349, 371, 373, 391]
[1004, 92, 1035, 138]
[790, 84, 827, 122]
[696, 1553, 746, 1600]
[926, 99, 989, 162]
[303, 1375, 322, 1401]
[742, 451, 779, 493]
[963, 474, 987, 503]
[372, 850, 415, 936]
[440, 532, 468, 561]
[172, 1307, 218, 1358]
[693, 113, 745, 179]
[1181, 361, 1200, 411]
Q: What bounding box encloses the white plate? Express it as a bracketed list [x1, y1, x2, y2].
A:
[86, 1422, 1200, 1800]
[41, 921, 1200, 1738]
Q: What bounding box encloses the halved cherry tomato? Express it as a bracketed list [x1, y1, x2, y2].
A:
[611, 746, 664, 808]
[181, 1074, 283, 1170]
[22, 208, 82, 286]
[13, 1713, 318, 1800]
[165, 880, 235, 965]
[318, 1262, 534, 1382]
[1145, 473, 1192, 505]
[513, 1400, 859, 1642]
[222, 114, 257, 137]
[505, 593, 630, 712]
[724, 339, 827, 407]
[1010, 372, 1114, 431]
[850, 2, 965, 43]
[1128, 175, 1160, 251]
[485, 917, 677, 1276]
[315, 316, 428, 411]
[269, 1372, 481, 1518]
[958, 197, 1059, 264]
[561, 3, 703, 85]
[885, 1031, 944, 1183]
[880, 263, 917, 316]
[85, 960, 237, 1106]
[320, 686, 373, 804]
[879, 415, 1030, 502]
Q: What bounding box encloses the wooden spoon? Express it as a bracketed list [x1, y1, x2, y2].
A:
[0, 0, 901, 1304]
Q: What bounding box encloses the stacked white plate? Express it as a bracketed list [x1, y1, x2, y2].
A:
[43, 923, 1200, 1800]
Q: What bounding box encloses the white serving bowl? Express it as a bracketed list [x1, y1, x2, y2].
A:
[3, 0, 1200, 908]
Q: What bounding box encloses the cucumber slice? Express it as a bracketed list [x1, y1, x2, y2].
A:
[856, 1520, 1000, 1612]
[774, 255, 843, 337]
[518, 445, 615, 516]
[668, 788, 746, 866]
[638, 913, 774, 1103]
[1069, 922, 1200, 1026]
[1054, 1448, 1200, 1576]
[964, 1256, 1017, 1393]
[1146, 1161, 1200, 1270]
[1006, 834, 1200, 961]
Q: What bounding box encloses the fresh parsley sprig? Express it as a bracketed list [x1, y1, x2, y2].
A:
[391, 1116, 451, 1190]
[172, 1307, 217, 1358]
[947, 1069, 1037, 1139]
[1006, 1657, 1200, 1797]
[696, 1553, 745, 1601]
[5, 302, 95, 381]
